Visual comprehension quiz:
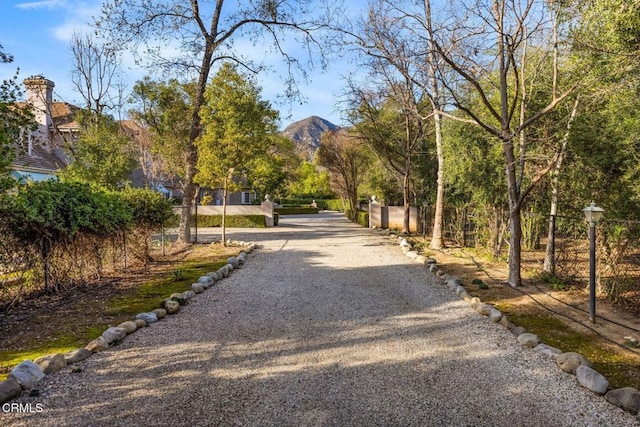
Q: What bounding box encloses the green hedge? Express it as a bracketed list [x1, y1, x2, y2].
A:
[274, 207, 319, 215]
[325, 199, 345, 211]
[191, 214, 266, 228]
[356, 210, 369, 227]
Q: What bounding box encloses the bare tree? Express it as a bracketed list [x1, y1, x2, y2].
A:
[429, 0, 579, 286]
[316, 129, 371, 221]
[96, 0, 340, 243]
[340, 0, 447, 241]
[346, 1, 434, 233]
[70, 32, 126, 118]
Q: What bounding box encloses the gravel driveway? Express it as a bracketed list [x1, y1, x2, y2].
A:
[4, 213, 638, 426]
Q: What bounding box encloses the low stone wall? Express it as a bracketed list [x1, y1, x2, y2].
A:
[369, 203, 418, 232]
[176, 199, 276, 227]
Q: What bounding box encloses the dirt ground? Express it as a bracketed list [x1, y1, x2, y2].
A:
[425, 243, 640, 388]
[0, 242, 238, 375]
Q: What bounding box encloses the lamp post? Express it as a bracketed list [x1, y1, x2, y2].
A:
[582, 202, 604, 323]
[422, 201, 428, 239]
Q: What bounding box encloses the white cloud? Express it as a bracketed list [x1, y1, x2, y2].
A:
[16, 0, 66, 10]
[49, 2, 100, 42]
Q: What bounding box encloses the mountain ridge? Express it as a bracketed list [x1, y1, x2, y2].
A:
[282, 116, 339, 160]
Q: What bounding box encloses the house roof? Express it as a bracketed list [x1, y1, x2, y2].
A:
[12, 143, 66, 174]
[51, 102, 81, 130]
[14, 101, 81, 131]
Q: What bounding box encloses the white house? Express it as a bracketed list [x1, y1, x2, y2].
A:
[11, 76, 80, 181]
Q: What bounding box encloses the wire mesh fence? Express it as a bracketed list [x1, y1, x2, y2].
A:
[433, 205, 640, 307]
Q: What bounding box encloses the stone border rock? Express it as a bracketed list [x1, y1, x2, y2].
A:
[0, 241, 259, 405]
[373, 227, 640, 420]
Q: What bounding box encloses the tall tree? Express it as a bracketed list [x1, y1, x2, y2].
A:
[316, 129, 371, 221]
[129, 78, 195, 193]
[429, 0, 578, 286]
[194, 63, 279, 244]
[340, 0, 447, 244]
[350, 94, 430, 233]
[59, 113, 137, 189]
[345, 0, 438, 234]
[287, 161, 332, 198]
[70, 32, 126, 118]
[97, 0, 339, 243]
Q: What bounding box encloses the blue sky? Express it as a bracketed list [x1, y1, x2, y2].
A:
[0, 0, 365, 127]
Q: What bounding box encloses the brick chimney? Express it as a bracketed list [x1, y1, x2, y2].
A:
[23, 75, 54, 147]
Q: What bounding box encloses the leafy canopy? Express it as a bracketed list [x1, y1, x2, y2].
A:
[194, 63, 279, 190]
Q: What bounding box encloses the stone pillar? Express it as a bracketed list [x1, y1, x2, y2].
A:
[369, 196, 381, 228]
[261, 195, 275, 227]
[23, 76, 54, 148]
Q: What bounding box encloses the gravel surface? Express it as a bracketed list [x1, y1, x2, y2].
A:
[3, 213, 639, 426]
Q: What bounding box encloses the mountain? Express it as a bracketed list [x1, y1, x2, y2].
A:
[282, 116, 339, 160]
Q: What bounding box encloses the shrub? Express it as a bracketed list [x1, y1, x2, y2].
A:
[118, 187, 176, 229]
[325, 199, 345, 212]
[190, 214, 266, 228]
[355, 210, 369, 228]
[0, 180, 133, 292]
[274, 207, 319, 215]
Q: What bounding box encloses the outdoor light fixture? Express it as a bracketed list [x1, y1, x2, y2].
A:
[582, 202, 605, 225]
[582, 202, 604, 323]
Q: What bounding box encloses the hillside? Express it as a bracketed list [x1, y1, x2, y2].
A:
[282, 116, 338, 160]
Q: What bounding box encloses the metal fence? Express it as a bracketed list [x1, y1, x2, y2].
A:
[431, 205, 640, 305]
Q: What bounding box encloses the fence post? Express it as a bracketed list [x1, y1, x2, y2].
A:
[161, 221, 165, 257]
[122, 230, 127, 270]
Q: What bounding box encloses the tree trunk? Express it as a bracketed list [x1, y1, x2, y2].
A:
[178, 40, 215, 243]
[544, 97, 579, 273]
[504, 138, 523, 287]
[431, 110, 445, 249]
[403, 171, 411, 233]
[424, 0, 445, 249]
[349, 185, 358, 222]
[222, 177, 228, 246]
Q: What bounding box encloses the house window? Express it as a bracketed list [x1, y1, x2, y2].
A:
[241, 192, 254, 205]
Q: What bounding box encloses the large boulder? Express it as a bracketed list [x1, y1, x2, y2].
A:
[9, 361, 45, 389]
[165, 300, 180, 314]
[576, 365, 609, 395]
[86, 336, 109, 353]
[0, 377, 22, 404]
[117, 321, 138, 334]
[556, 352, 591, 374]
[64, 348, 92, 364]
[136, 312, 158, 324]
[102, 327, 128, 345]
[517, 333, 541, 348]
[605, 387, 640, 414]
[34, 353, 67, 374]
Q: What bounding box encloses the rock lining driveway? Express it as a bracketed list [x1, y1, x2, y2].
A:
[4, 213, 638, 426]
